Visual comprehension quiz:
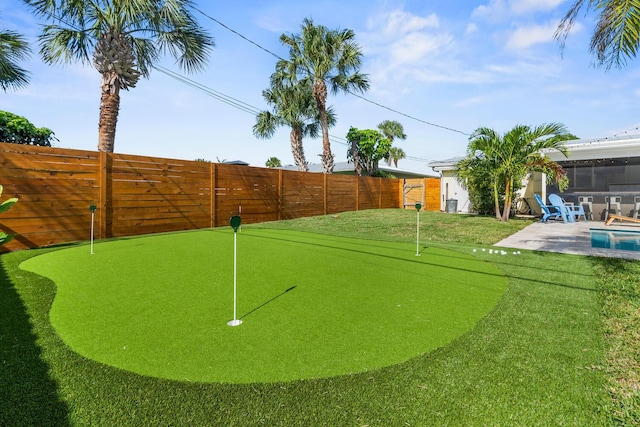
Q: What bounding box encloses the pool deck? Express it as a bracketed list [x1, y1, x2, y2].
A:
[495, 219, 640, 260]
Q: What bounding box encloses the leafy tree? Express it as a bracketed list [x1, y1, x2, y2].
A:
[254, 78, 335, 172]
[0, 27, 31, 91]
[0, 110, 57, 146]
[386, 146, 406, 167]
[555, 0, 640, 69]
[265, 157, 282, 168]
[457, 124, 573, 221]
[275, 18, 370, 173]
[24, 0, 214, 153]
[0, 184, 18, 246]
[346, 127, 391, 176]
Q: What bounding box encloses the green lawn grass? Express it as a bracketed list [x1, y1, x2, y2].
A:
[19, 228, 506, 383]
[2, 209, 632, 425]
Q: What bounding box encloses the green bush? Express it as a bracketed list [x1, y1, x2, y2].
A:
[0, 110, 57, 146]
[0, 185, 18, 245]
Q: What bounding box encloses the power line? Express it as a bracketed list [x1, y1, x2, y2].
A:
[154, 65, 261, 115]
[192, 6, 470, 136]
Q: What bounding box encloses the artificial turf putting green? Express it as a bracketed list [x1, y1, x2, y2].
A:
[20, 228, 507, 384]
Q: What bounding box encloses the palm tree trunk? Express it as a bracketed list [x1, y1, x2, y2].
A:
[493, 180, 501, 220]
[98, 74, 121, 153]
[290, 127, 308, 172]
[349, 139, 361, 176]
[502, 177, 512, 221]
[313, 79, 333, 174]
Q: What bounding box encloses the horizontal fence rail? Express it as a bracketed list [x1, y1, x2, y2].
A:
[0, 143, 439, 252]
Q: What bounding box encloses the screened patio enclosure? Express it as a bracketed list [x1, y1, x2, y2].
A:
[542, 136, 640, 221]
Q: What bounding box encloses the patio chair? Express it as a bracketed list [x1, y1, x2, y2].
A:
[578, 195, 594, 220]
[534, 193, 562, 223]
[549, 193, 588, 223]
[605, 195, 622, 220]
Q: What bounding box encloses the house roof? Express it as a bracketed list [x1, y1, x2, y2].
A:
[281, 161, 437, 178]
[427, 157, 464, 172]
[543, 135, 640, 161]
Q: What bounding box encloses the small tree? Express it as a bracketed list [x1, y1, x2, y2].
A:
[346, 127, 391, 176]
[0, 111, 57, 146]
[0, 185, 18, 246]
[386, 147, 406, 167]
[457, 123, 573, 221]
[265, 157, 282, 168]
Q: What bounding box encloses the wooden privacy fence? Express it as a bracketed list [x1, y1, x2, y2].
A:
[0, 143, 412, 252]
[402, 178, 441, 211]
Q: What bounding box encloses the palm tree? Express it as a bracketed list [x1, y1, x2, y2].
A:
[378, 120, 406, 143]
[555, 0, 640, 69]
[386, 146, 406, 167]
[275, 18, 370, 173]
[24, 0, 214, 152]
[254, 78, 334, 172]
[0, 28, 30, 92]
[461, 123, 572, 221]
[265, 157, 282, 168]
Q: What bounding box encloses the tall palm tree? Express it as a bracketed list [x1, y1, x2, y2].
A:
[462, 123, 572, 221]
[386, 146, 406, 167]
[0, 28, 30, 92]
[555, 0, 640, 69]
[253, 78, 335, 172]
[378, 120, 406, 143]
[276, 18, 369, 173]
[24, 0, 214, 152]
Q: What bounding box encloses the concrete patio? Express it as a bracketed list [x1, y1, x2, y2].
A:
[495, 219, 640, 260]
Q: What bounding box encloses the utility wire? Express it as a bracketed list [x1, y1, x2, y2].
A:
[192, 6, 470, 136]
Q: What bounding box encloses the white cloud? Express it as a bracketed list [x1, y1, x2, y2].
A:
[466, 23, 479, 35]
[472, 0, 508, 21]
[382, 10, 440, 35]
[505, 21, 559, 49]
[472, 0, 566, 21]
[361, 7, 457, 90]
[511, 0, 565, 14]
[389, 32, 453, 65]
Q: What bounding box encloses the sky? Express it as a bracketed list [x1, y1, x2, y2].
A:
[2, 0, 639, 174]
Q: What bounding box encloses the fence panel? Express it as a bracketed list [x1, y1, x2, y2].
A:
[326, 174, 357, 214]
[108, 154, 211, 237]
[0, 144, 100, 251]
[213, 164, 279, 227]
[281, 170, 324, 219]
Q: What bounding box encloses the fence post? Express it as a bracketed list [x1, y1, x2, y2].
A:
[99, 151, 110, 239]
[214, 162, 218, 228]
[356, 176, 360, 211]
[323, 173, 328, 215]
[278, 169, 283, 220]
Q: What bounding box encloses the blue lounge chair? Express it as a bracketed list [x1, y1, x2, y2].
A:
[548, 193, 588, 223]
[534, 193, 562, 223]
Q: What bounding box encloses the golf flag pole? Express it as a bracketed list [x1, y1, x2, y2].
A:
[89, 205, 97, 254]
[228, 215, 242, 327]
[415, 203, 422, 256]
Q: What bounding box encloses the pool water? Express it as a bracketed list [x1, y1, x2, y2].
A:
[590, 228, 640, 251]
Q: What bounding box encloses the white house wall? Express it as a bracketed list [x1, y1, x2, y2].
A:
[440, 171, 472, 213]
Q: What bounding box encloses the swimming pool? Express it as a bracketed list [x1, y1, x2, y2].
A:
[590, 228, 640, 251]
